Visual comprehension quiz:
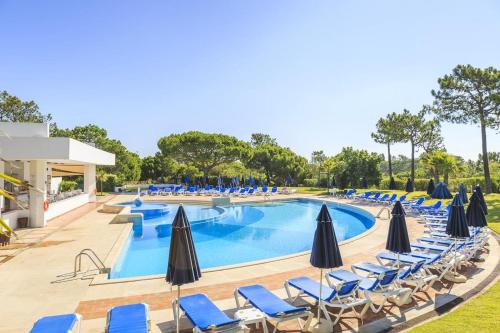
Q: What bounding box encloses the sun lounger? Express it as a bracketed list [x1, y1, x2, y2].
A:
[30, 314, 82, 333]
[234, 284, 312, 333]
[328, 264, 412, 313]
[174, 294, 245, 333]
[371, 193, 389, 204]
[380, 194, 397, 205]
[353, 191, 372, 201]
[376, 252, 438, 296]
[285, 273, 370, 325]
[106, 303, 150, 333]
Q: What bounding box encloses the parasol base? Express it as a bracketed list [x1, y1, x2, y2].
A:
[308, 318, 333, 333]
[443, 271, 467, 283]
[388, 288, 413, 306]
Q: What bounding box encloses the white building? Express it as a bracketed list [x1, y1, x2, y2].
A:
[0, 122, 115, 229]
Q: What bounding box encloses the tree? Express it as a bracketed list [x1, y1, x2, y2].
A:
[0, 90, 52, 122]
[431, 65, 500, 193]
[245, 143, 308, 184]
[140, 153, 178, 181]
[398, 108, 443, 181]
[371, 113, 404, 177]
[250, 133, 277, 146]
[331, 147, 383, 188]
[420, 151, 462, 183]
[157, 131, 249, 177]
[52, 124, 141, 181]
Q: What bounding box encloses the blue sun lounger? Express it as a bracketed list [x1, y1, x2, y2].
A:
[106, 303, 150, 333]
[235, 284, 312, 333]
[376, 252, 438, 296]
[380, 193, 397, 205]
[30, 313, 81, 333]
[284, 274, 370, 325]
[328, 264, 412, 313]
[175, 294, 245, 333]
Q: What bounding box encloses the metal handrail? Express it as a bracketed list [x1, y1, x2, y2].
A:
[73, 248, 107, 277]
[376, 207, 391, 220]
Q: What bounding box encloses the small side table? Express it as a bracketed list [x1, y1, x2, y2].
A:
[234, 308, 268, 333]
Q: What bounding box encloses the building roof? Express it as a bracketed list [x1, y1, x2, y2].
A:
[0, 122, 115, 165]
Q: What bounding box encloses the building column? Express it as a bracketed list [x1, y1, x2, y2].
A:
[84, 164, 97, 202]
[29, 160, 47, 228]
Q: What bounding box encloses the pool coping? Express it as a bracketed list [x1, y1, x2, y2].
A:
[91, 196, 380, 285]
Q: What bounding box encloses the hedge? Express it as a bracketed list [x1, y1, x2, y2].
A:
[379, 177, 499, 193]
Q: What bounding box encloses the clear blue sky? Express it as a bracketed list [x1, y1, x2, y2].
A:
[1, 0, 499, 160]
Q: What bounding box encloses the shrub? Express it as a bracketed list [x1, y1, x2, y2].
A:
[59, 180, 77, 192]
[100, 174, 125, 192]
[379, 176, 499, 193]
[302, 178, 318, 187]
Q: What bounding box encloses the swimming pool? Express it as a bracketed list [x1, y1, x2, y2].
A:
[110, 199, 374, 279]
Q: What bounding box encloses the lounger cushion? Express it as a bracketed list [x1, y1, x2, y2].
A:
[107, 303, 148, 333]
[30, 314, 78, 333]
[179, 294, 239, 331]
[238, 284, 307, 317]
[378, 252, 425, 265]
[328, 270, 378, 291]
[287, 276, 337, 302]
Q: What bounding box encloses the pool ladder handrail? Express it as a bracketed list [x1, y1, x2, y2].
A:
[73, 248, 108, 277]
[376, 207, 391, 220]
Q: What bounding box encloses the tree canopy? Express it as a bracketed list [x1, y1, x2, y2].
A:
[431, 64, 500, 193]
[157, 131, 249, 177]
[0, 90, 52, 123]
[330, 147, 383, 189]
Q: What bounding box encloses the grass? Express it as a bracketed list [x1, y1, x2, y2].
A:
[408, 281, 500, 333]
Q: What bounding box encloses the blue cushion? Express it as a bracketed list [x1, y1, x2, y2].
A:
[287, 276, 337, 302]
[179, 294, 239, 331]
[238, 284, 306, 317]
[107, 303, 148, 333]
[30, 314, 78, 333]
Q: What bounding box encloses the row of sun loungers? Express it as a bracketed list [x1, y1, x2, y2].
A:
[146, 185, 296, 197]
[30, 303, 149, 333]
[30, 225, 489, 333]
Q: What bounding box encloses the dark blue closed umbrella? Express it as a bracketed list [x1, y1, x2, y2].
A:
[446, 194, 470, 239]
[331, 176, 336, 188]
[474, 185, 488, 215]
[431, 182, 452, 199]
[466, 191, 487, 256]
[310, 203, 343, 322]
[386, 201, 411, 276]
[287, 174, 293, 186]
[446, 194, 470, 277]
[458, 183, 468, 204]
[249, 176, 254, 186]
[360, 177, 368, 189]
[258, 177, 263, 186]
[405, 178, 414, 192]
[166, 205, 202, 333]
[386, 201, 411, 253]
[466, 192, 487, 228]
[426, 179, 435, 195]
[389, 176, 396, 190]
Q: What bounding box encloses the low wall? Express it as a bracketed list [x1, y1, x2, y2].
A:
[46, 193, 91, 221]
[0, 209, 29, 229]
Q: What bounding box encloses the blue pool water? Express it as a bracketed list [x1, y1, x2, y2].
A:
[110, 199, 374, 279]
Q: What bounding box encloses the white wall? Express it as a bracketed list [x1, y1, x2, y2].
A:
[1, 210, 29, 230]
[45, 193, 90, 221]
